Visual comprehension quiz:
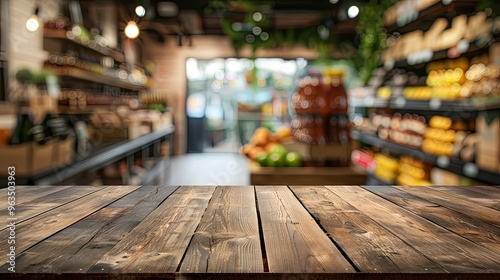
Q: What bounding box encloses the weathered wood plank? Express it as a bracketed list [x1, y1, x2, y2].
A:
[89, 186, 216, 273]
[395, 186, 500, 228]
[431, 186, 500, 211]
[363, 185, 500, 255]
[0, 185, 73, 204]
[0, 185, 139, 265]
[464, 185, 500, 196]
[290, 185, 445, 273]
[255, 186, 355, 273]
[175, 273, 500, 280]
[9, 185, 178, 273]
[466, 185, 500, 197]
[180, 186, 263, 273]
[0, 186, 102, 228]
[327, 186, 500, 273]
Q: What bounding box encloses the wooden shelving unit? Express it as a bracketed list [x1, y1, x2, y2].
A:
[47, 65, 148, 91]
[30, 125, 175, 185]
[44, 28, 125, 63]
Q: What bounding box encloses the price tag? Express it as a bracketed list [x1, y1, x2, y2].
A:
[429, 98, 442, 110]
[394, 97, 406, 108]
[436, 156, 450, 168]
[463, 163, 479, 178]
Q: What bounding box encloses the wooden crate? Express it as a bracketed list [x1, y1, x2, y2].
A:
[250, 163, 367, 185]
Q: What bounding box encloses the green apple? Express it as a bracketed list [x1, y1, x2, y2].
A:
[266, 152, 285, 167]
[285, 152, 302, 167]
[255, 151, 268, 167]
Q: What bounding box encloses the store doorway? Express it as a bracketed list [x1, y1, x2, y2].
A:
[185, 57, 307, 153]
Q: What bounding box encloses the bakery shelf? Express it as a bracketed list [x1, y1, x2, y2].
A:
[351, 130, 500, 185]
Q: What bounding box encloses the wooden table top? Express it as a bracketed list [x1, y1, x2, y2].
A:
[1, 185, 500, 278]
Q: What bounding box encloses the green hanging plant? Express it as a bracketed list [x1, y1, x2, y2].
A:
[207, 0, 351, 62]
[351, 0, 398, 85]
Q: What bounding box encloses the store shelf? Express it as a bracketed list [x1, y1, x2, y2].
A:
[349, 96, 390, 108]
[48, 66, 147, 91]
[391, 37, 498, 69]
[30, 125, 175, 185]
[44, 28, 125, 63]
[387, 1, 480, 33]
[352, 94, 500, 112]
[351, 130, 500, 185]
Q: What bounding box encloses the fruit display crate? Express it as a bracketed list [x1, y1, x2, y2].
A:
[249, 162, 367, 185]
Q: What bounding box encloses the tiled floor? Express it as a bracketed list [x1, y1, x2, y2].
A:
[162, 153, 250, 186]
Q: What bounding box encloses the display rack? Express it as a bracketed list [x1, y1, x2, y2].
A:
[30, 125, 175, 185]
[351, 93, 500, 112]
[44, 28, 125, 63]
[47, 66, 147, 91]
[385, 0, 478, 34]
[351, 130, 500, 185]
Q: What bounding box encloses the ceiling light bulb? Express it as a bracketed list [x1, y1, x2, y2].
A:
[348, 6, 359, 18]
[125, 21, 140, 39]
[135, 5, 146, 17]
[26, 15, 40, 32]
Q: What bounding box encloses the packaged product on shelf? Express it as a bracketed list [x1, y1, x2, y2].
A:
[396, 156, 432, 186]
[476, 110, 500, 172]
[374, 153, 399, 183]
[431, 168, 461, 185]
[423, 115, 477, 157]
[288, 67, 351, 167]
[373, 113, 427, 148]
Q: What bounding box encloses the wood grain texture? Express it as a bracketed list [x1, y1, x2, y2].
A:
[180, 186, 263, 273]
[460, 185, 500, 198]
[430, 186, 500, 211]
[89, 186, 216, 273]
[290, 185, 445, 273]
[255, 186, 355, 273]
[327, 186, 500, 273]
[363, 185, 500, 255]
[9, 185, 178, 273]
[0, 185, 139, 265]
[0, 186, 102, 229]
[0, 185, 72, 204]
[394, 186, 500, 228]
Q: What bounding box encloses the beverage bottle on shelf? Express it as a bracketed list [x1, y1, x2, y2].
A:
[9, 110, 35, 145]
[314, 115, 326, 145]
[329, 115, 340, 144]
[325, 69, 348, 115]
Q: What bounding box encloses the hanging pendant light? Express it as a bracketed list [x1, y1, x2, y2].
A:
[125, 21, 140, 39]
[26, 7, 40, 32]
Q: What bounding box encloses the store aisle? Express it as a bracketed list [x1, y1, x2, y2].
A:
[163, 153, 250, 186]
